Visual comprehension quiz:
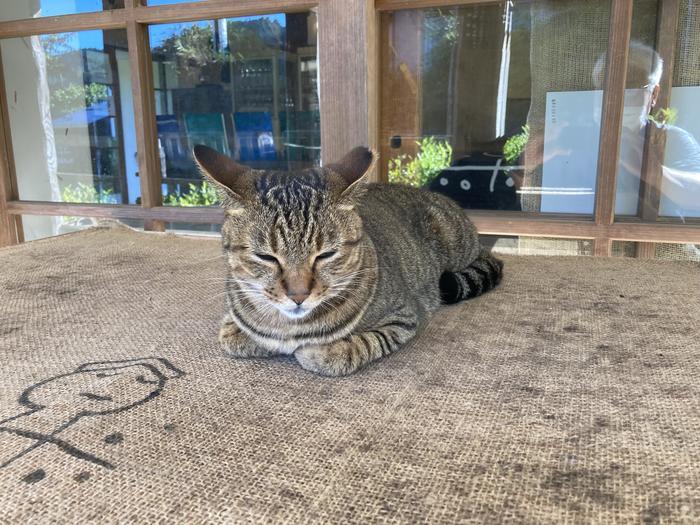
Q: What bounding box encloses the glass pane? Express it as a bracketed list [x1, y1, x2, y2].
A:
[615, 0, 700, 220]
[381, 1, 614, 215]
[20, 216, 143, 241]
[0, 0, 123, 22]
[484, 235, 593, 256]
[149, 12, 320, 205]
[611, 241, 637, 258]
[1, 29, 139, 204]
[612, 241, 700, 261]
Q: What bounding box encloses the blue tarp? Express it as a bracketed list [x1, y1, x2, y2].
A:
[52, 101, 110, 128]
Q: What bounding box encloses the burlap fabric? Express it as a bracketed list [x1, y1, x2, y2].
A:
[1, 225, 698, 523]
[674, 0, 700, 87]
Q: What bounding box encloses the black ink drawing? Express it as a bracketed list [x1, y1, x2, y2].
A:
[0, 357, 184, 477]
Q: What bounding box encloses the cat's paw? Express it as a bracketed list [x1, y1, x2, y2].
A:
[219, 319, 274, 358]
[294, 341, 358, 377]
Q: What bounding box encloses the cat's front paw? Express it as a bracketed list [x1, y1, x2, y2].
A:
[219, 319, 274, 358]
[294, 341, 359, 377]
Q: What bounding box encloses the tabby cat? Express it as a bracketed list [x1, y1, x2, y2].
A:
[194, 145, 504, 376]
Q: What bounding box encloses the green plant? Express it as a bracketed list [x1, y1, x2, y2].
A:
[388, 137, 453, 187]
[62, 182, 116, 204]
[50, 83, 109, 116]
[164, 180, 219, 206]
[61, 182, 117, 223]
[503, 125, 529, 165]
[647, 107, 678, 127]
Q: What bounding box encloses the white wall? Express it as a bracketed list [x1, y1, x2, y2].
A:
[117, 48, 139, 203]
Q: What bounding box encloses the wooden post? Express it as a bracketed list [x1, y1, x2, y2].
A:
[0, 48, 20, 246]
[126, 18, 165, 231]
[634, 242, 657, 259]
[318, 0, 379, 178]
[593, 0, 634, 256]
[636, 0, 681, 257]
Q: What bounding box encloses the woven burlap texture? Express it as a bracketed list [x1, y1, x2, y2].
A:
[1, 226, 699, 524]
[674, 0, 700, 87]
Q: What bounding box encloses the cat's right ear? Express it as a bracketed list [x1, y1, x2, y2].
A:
[193, 145, 247, 207]
[326, 147, 377, 207]
[326, 147, 376, 188]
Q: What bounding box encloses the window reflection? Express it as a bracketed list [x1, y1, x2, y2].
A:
[382, 0, 700, 220]
[381, 1, 615, 214]
[1, 29, 135, 238]
[615, 0, 700, 220]
[149, 12, 320, 206]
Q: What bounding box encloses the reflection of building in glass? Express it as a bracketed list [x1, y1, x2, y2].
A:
[41, 30, 130, 204]
[149, 13, 320, 202]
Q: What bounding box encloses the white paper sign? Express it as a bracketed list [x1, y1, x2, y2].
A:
[542, 87, 700, 218]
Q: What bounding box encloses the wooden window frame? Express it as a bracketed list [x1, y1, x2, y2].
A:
[0, 0, 699, 255]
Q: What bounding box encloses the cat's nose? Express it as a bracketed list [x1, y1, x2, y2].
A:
[287, 291, 310, 305]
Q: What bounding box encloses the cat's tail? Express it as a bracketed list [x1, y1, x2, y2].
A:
[439, 248, 504, 304]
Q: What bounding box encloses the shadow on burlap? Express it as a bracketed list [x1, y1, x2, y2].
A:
[0, 225, 698, 523]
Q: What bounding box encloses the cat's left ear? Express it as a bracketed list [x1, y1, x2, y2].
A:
[326, 147, 377, 203]
[193, 145, 248, 205]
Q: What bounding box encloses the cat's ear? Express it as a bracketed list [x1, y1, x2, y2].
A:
[326, 147, 377, 204]
[193, 145, 248, 204]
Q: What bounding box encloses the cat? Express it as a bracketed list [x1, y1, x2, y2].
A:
[194, 145, 504, 376]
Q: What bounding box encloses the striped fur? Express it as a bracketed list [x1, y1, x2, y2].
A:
[194, 145, 504, 376]
[439, 249, 504, 304]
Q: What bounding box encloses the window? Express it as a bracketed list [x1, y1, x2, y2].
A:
[2, 29, 134, 204]
[1, 29, 134, 240]
[376, 0, 699, 257]
[0, 0, 698, 254]
[149, 12, 320, 207]
[0, 2, 325, 243]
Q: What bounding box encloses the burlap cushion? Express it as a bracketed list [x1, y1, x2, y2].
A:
[0, 226, 698, 523]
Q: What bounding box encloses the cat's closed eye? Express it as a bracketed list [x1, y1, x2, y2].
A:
[254, 253, 279, 264]
[315, 251, 337, 261]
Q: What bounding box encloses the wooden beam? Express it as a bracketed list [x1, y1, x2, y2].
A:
[126, 20, 164, 231]
[6, 201, 224, 223]
[319, 0, 379, 175]
[8, 202, 700, 244]
[589, 221, 700, 244]
[0, 0, 316, 39]
[132, 0, 317, 25]
[0, 48, 19, 247]
[638, 0, 680, 221]
[0, 10, 127, 39]
[376, 0, 501, 11]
